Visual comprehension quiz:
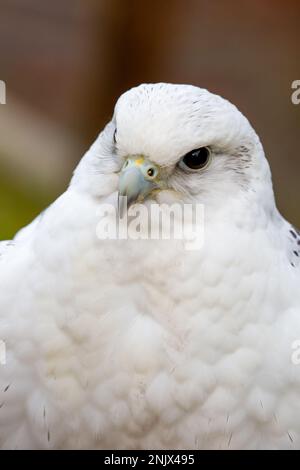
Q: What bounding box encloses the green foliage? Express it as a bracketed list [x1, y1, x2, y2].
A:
[0, 170, 54, 240]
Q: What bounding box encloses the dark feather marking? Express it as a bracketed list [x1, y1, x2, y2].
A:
[260, 400, 264, 409]
[290, 230, 297, 239]
[4, 384, 10, 392]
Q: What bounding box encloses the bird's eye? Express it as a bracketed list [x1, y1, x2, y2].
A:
[179, 147, 211, 171]
[147, 168, 155, 177]
[113, 129, 117, 144]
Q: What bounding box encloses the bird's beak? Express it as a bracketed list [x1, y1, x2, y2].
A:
[118, 156, 160, 217]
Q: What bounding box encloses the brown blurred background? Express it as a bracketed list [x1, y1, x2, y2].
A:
[0, 0, 299, 239]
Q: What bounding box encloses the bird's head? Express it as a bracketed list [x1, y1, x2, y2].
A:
[73, 83, 275, 218]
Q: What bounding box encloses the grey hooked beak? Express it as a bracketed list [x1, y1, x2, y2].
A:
[118, 156, 160, 217]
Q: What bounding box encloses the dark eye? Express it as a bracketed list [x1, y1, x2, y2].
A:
[180, 147, 211, 170]
[113, 129, 117, 144]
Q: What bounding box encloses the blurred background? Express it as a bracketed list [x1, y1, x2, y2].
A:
[0, 0, 299, 239]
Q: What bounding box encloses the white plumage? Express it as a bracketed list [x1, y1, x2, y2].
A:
[0, 83, 300, 449]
